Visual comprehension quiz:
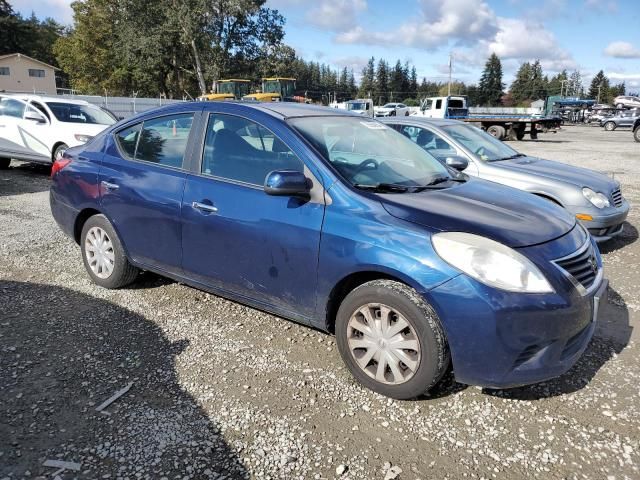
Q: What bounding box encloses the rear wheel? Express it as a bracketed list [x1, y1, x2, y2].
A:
[0, 158, 10, 169]
[53, 143, 69, 162]
[335, 280, 449, 399]
[80, 214, 139, 289]
[487, 125, 506, 139]
[616, 103, 624, 109]
[604, 121, 616, 131]
[634, 127, 640, 143]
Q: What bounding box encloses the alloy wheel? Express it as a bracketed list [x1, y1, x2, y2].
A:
[347, 303, 421, 385]
[85, 226, 115, 279]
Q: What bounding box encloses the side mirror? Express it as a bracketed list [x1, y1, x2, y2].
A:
[264, 170, 311, 197]
[445, 155, 469, 171]
[25, 110, 46, 123]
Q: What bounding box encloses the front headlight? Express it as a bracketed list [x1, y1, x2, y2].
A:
[582, 187, 610, 209]
[432, 232, 554, 293]
[74, 134, 92, 143]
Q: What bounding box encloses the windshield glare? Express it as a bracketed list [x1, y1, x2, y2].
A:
[46, 102, 116, 125]
[441, 124, 519, 162]
[289, 116, 450, 187]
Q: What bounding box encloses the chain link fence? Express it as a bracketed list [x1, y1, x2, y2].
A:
[60, 94, 187, 120]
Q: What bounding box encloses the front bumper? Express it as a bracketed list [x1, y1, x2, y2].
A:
[426, 232, 607, 389]
[570, 201, 630, 242]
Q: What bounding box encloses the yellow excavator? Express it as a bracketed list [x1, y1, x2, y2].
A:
[243, 77, 304, 102]
[197, 79, 251, 101]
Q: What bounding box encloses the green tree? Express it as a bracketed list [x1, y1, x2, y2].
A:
[528, 60, 547, 100]
[358, 57, 375, 98]
[548, 70, 568, 96]
[588, 70, 610, 103]
[567, 70, 583, 97]
[375, 59, 389, 104]
[478, 53, 504, 106]
[510, 62, 533, 105]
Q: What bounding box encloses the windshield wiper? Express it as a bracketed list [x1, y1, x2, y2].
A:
[353, 183, 410, 193]
[494, 153, 526, 161]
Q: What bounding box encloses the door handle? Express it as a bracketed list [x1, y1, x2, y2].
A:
[101, 181, 119, 190]
[192, 201, 218, 213]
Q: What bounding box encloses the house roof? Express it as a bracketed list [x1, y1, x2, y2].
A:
[0, 53, 59, 71]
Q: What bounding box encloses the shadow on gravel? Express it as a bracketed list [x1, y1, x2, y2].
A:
[483, 286, 631, 401]
[599, 222, 638, 254]
[0, 280, 248, 479]
[0, 162, 51, 197]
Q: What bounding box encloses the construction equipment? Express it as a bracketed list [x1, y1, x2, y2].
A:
[197, 79, 251, 101]
[243, 78, 304, 102]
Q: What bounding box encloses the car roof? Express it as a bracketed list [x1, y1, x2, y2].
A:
[380, 116, 461, 128]
[235, 101, 357, 119]
[5, 94, 91, 106]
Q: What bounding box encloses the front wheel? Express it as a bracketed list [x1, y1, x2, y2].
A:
[616, 104, 624, 109]
[81, 214, 139, 289]
[0, 158, 10, 169]
[634, 128, 640, 143]
[335, 280, 450, 399]
[487, 125, 506, 139]
[604, 122, 616, 131]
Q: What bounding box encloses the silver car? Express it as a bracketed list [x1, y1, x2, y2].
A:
[383, 117, 630, 242]
[600, 110, 640, 131]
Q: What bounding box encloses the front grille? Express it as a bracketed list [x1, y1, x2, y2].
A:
[611, 187, 623, 207]
[555, 243, 598, 290]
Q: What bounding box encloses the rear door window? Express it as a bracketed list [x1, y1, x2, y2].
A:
[114, 113, 194, 168]
[115, 124, 141, 159]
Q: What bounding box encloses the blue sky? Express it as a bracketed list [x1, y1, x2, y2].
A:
[12, 0, 640, 92]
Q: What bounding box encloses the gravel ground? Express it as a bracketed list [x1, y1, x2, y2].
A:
[1, 125, 639, 480]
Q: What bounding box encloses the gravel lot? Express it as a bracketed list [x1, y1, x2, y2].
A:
[1, 125, 639, 480]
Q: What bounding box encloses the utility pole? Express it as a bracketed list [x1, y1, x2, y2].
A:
[560, 79, 568, 97]
[447, 52, 452, 96]
[597, 84, 602, 104]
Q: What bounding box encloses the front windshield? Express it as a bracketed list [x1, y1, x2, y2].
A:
[46, 102, 116, 125]
[218, 83, 235, 94]
[289, 116, 450, 188]
[347, 102, 368, 111]
[441, 123, 520, 162]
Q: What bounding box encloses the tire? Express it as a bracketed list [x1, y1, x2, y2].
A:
[487, 125, 506, 139]
[0, 158, 10, 169]
[52, 143, 69, 162]
[616, 104, 624, 109]
[80, 214, 139, 289]
[604, 122, 616, 131]
[335, 279, 450, 399]
[404, 111, 410, 116]
[390, 110, 396, 116]
[634, 127, 640, 143]
[516, 129, 526, 141]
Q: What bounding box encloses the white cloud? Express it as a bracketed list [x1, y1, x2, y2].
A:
[336, 0, 498, 49]
[604, 42, 640, 59]
[12, 0, 73, 23]
[305, 0, 367, 33]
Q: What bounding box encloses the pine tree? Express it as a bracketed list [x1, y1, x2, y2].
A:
[528, 60, 547, 100]
[588, 70, 609, 102]
[375, 59, 389, 104]
[510, 62, 533, 105]
[477, 53, 504, 106]
[358, 57, 375, 98]
[409, 66, 418, 98]
[548, 70, 568, 96]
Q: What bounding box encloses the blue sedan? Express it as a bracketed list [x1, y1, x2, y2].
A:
[50, 101, 608, 399]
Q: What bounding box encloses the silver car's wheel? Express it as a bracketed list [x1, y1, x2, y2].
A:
[604, 122, 616, 131]
[84, 226, 115, 279]
[347, 303, 421, 385]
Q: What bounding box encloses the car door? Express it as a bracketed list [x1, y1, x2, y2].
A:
[99, 110, 201, 276]
[19, 103, 55, 157]
[181, 112, 325, 320]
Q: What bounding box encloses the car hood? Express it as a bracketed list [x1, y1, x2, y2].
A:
[491, 156, 618, 192]
[380, 179, 575, 248]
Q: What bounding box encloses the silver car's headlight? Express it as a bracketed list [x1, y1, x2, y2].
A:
[582, 187, 610, 209]
[432, 232, 554, 293]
